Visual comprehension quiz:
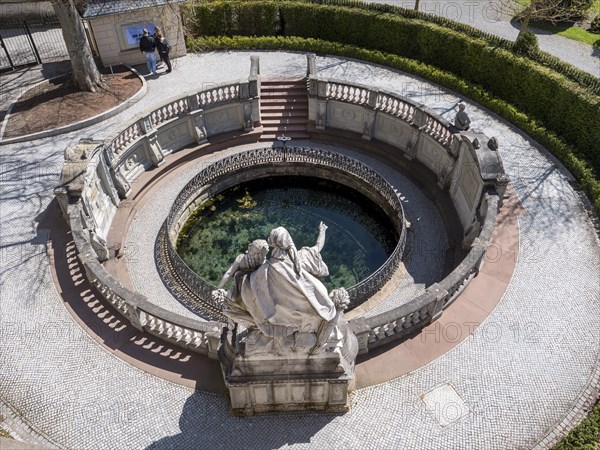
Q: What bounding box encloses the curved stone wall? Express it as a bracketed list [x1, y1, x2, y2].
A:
[57, 56, 508, 357]
[158, 146, 407, 313]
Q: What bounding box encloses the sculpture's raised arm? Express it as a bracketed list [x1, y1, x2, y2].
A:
[315, 221, 328, 252]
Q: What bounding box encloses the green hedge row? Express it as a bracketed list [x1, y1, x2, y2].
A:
[187, 35, 600, 213]
[184, 1, 600, 179]
[187, 0, 600, 94]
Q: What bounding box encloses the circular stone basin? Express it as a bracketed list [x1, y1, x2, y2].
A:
[177, 176, 398, 291]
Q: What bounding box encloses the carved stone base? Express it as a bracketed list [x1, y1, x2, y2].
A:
[219, 326, 357, 416]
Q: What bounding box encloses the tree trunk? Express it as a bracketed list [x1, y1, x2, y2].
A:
[51, 0, 104, 92]
[517, 7, 532, 37]
[415, 0, 421, 11]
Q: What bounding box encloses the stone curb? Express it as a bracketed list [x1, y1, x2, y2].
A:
[0, 401, 57, 449]
[0, 64, 147, 145]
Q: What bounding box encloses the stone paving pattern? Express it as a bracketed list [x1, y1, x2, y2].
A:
[0, 53, 598, 449]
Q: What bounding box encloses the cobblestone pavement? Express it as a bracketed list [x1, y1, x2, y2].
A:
[0, 52, 598, 449]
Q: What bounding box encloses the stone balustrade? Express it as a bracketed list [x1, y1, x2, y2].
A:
[68, 202, 222, 357]
[57, 54, 509, 358]
[348, 194, 499, 354]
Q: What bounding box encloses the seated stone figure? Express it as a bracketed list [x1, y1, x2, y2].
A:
[216, 239, 269, 321]
[213, 223, 349, 355]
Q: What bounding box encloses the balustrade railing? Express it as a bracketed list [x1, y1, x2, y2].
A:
[162, 146, 408, 311]
[111, 122, 142, 155]
[312, 78, 455, 148]
[326, 81, 370, 104]
[68, 203, 221, 356]
[107, 80, 248, 159]
[198, 84, 241, 107]
[375, 92, 415, 122]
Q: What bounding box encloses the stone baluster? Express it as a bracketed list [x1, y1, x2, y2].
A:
[138, 115, 164, 167]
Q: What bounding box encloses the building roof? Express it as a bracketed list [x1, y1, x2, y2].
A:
[83, 0, 186, 18]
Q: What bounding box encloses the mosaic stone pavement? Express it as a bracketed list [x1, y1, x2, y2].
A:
[0, 52, 598, 449]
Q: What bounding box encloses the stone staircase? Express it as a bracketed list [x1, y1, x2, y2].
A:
[259, 77, 309, 141]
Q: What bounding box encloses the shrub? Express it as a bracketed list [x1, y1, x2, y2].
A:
[513, 31, 539, 56]
[590, 14, 600, 33]
[532, 0, 595, 23]
[554, 400, 600, 450]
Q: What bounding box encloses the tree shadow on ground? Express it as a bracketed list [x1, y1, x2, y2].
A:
[0, 142, 65, 303]
[146, 390, 337, 450]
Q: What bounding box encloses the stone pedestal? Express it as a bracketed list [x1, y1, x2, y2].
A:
[219, 324, 358, 416]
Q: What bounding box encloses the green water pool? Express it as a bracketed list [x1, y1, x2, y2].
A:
[177, 176, 398, 290]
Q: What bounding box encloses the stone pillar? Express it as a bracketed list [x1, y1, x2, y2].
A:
[190, 112, 208, 144]
[243, 101, 254, 132]
[139, 116, 164, 167]
[306, 53, 317, 76]
[315, 80, 328, 130]
[361, 89, 378, 141]
[249, 55, 260, 98]
[348, 317, 371, 355]
[108, 165, 131, 199]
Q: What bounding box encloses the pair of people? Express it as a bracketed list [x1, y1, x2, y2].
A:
[138, 27, 172, 76]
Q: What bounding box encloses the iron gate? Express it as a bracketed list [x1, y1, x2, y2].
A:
[0, 19, 69, 72]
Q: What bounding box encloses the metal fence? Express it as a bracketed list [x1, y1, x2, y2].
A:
[0, 19, 69, 72]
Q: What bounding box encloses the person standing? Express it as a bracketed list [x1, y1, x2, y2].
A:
[153, 26, 165, 68]
[139, 29, 157, 76]
[155, 31, 172, 73]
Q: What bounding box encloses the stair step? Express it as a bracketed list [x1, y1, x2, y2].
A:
[261, 98, 308, 105]
[261, 86, 306, 93]
[261, 110, 308, 119]
[262, 124, 307, 132]
[261, 118, 307, 126]
[260, 132, 310, 141]
[261, 82, 306, 89]
[261, 104, 308, 112]
[261, 91, 306, 98]
[262, 77, 305, 83]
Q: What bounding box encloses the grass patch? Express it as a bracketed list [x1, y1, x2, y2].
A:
[554, 400, 600, 449]
[529, 20, 600, 45]
[0, 427, 12, 439]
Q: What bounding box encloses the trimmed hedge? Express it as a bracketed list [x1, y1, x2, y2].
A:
[184, 1, 600, 179]
[187, 35, 600, 214]
[186, 0, 600, 94]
